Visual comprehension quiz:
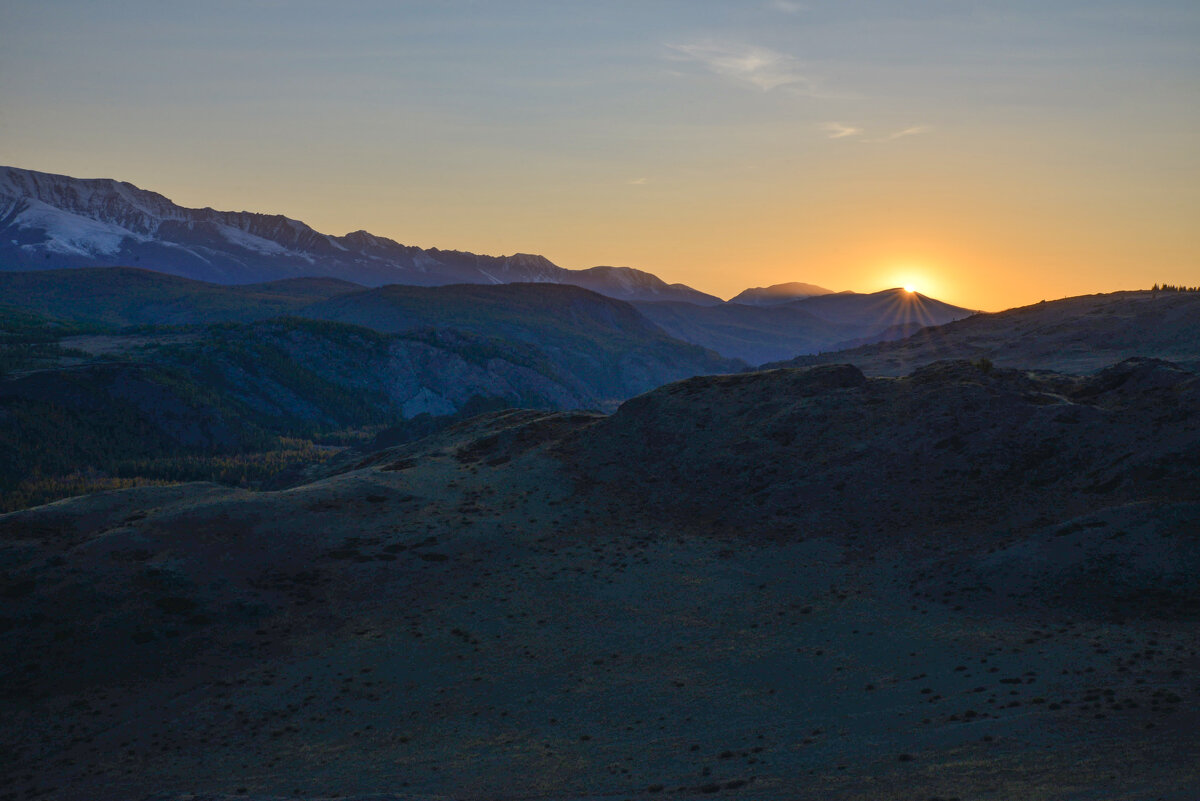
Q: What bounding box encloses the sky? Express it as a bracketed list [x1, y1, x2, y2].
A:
[1, 1, 1198, 310]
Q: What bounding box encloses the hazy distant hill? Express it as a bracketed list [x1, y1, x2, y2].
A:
[0, 166, 716, 303]
[302, 282, 741, 399]
[727, 280, 834, 305]
[772, 289, 1200, 374]
[563, 264, 721, 305]
[0, 267, 739, 400]
[0, 271, 740, 510]
[791, 287, 972, 327]
[0, 267, 362, 326]
[633, 300, 862, 364]
[636, 288, 973, 364]
[0, 264, 981, 368]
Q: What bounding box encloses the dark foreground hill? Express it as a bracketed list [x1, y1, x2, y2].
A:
[773, 289, 1200, 375]
[2, 357, 1197, 799]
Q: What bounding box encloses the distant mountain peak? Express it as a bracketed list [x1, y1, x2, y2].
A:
[0, 165, 716, 305]
[571, 266, 723, 306]
[507, 252, 555, 266]
[729, 281, 835, 306]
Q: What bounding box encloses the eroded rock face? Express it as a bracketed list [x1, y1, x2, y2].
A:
[1, 360, 1198, 800]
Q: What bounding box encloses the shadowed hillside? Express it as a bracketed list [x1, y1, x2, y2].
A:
[0, 268, 741, 402]
[0, 316, 596, 510]
[0, 267, 362, 326]
[636, 288, 973, 364]
[563, 359, 1200, 537]
[303, 282, 741, 398]
[2, 356, 1197, 799]
[795, 287, 970, 327]
[773, 289, 1200, 375]
[632, 300, 863, 364]
[0, 273, 741, 510]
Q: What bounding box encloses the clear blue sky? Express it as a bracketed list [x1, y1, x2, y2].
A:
[2, 1, 1198, 308]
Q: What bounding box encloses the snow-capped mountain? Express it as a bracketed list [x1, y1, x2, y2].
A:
[0, 166, 720, 303]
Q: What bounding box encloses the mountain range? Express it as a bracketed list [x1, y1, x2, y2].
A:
[0, 166, 720, 303]
[0, 166, 976, 364]
[0, 267, 739, 511]
[635, 288, 971, 363]
[727, 281, 835, 305]
[4, 267, 1189, 515]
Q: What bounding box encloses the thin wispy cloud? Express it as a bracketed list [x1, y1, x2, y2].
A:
[884, 125, 932, 140]
[666, 41, 815, 93]
[629, 177, 649, 185]
[823, 122, 862, 139]
[769, 1, 808, 14]
[824, 123, 933, 142]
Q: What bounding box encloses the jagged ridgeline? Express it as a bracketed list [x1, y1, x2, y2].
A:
[0, 167, 985, 366]
[0, 165, 723, 303]
[0, 268, 738, 510]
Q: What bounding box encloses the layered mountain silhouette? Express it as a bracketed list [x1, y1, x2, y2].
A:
[636, 288, 972, 364]
[1, 167, 980, 364]
[727, 280, 835, 305]
[0, 267, 738, 510]
[0, 166, 719, 304]
[0, 267, 737, 402]
[773, 289, 1200, 374]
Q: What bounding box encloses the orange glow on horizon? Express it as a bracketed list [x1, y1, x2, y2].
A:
[4, 3, 1197, 317]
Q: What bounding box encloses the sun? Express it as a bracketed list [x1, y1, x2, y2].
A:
[882, 262, 939, 298]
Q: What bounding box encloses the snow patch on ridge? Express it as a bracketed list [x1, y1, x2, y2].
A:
[413, 252, 441, 272]
[14, 199, 137, 256]
[219, 224, 291, 255]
